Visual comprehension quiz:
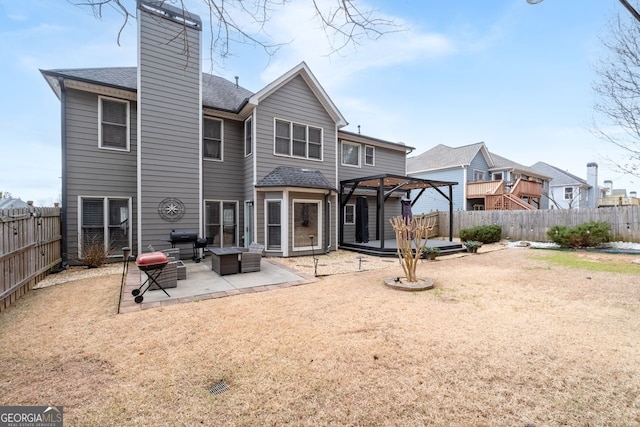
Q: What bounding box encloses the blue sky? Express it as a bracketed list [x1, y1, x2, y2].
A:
[1, 0, 635, 205]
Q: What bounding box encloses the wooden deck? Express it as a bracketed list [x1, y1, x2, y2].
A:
[339, 239, 465, 257]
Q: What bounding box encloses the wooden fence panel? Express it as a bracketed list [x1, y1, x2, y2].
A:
[0, 207, 62, 312]
[438, 206, 640, 242]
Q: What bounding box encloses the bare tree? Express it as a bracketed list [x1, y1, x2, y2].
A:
[70, 0, 398, 64]
[592, 6, 640, 178]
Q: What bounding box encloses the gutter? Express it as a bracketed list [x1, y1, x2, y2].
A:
[58, 76, 68, 267]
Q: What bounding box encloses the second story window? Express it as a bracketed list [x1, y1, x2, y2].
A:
[342, 141, 360, 167]
[473, 170, 485, 182]
[274, 119, 322, 160]
[244, 117, 252, 157]
[365, 145, 375, 166]
[203, 118, 223, 161]
[99, 96, 129, 151]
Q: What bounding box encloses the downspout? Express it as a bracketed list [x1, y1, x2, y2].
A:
[58, 77, 68, 267]
[324, 191, 329, 253]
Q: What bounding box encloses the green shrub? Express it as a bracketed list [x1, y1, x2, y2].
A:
[547, 221, 611, 248]
[459, 225, 502, 244]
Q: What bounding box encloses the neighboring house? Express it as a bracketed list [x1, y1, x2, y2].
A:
[0, 199, 30, 210]
[529, 161, 603, 209]
[598, 182, 640, 207]
[406, 142, 550, 213]
[40, 0, 412, 263]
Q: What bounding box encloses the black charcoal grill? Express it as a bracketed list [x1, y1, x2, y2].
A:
[168, 230, 207, 262]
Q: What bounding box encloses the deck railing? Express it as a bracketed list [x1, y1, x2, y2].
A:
[466, 180, 503, 197]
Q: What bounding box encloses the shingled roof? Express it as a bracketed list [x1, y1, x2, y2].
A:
[256, 167, 334, 190]
[406, 142, 488, 173]
[40, 67, 253, 112]
[530, 161, 589, 187]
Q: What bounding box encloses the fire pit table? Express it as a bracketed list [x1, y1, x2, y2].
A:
[210, 247, 243, 275]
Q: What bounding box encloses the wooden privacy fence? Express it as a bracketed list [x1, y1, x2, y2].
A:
[1, 207, 61, 312]
[437, 206, 640, 242]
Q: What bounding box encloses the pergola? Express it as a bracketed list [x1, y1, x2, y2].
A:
[339, 174, 458, 252]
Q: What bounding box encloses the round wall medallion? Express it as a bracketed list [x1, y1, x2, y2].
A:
[158, 197, 185, 222]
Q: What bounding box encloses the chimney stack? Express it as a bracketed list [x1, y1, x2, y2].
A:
[586, 162, 598, 208]
[604, 179, 613, 194]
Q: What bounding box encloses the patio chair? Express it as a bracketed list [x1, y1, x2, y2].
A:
[236, 243, 265, 273]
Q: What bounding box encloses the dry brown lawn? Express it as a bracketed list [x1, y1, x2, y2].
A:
[1, 247, 639, 426]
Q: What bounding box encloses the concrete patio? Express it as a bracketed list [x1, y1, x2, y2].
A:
[118, 258, 315, 313]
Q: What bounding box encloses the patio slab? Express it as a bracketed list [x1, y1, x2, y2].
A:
[119, 257, 313, 312]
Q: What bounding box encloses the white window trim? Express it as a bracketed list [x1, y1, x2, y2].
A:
[98, 95, 130, 152]
[564, 187, 574, 200]
[472, 169, 485, 182]
[292, 199, 322, 251]
[244, 116, 253, 157]
[364, 145, 375, 166]
[341, 141, 361, 168]
[203, 117, 224, 162]
[273, 118, 323, 161]
[265, 199, 283, 252]
[77, 196, 132, 259]
[344, 203, 355, 225]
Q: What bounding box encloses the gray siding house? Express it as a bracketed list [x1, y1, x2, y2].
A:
[40, 0, 411, 263]
[407, 142, 550, 213]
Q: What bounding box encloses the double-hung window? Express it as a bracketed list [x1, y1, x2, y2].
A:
[564, 187, 574, 200]
[99, 96, 129, 151]
[203, 118, 223, 161]
[364, 145, 375, 166]
[80, 197, 130, 258]
[341, 141, 360, 167]
[344, 204, 355, 225]
[274, 119, 322, 160]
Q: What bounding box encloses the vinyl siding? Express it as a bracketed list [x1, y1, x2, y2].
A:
[253, 75, 337, 254]
[202, 117, 245, 244]
[64, 88, 138, 259]
[138, 9, 201, 252]
[409, 168, 464, 214]
[469, 153, 490, 181]
[338, 142, 406, 181]
[254, 75, 337, 187]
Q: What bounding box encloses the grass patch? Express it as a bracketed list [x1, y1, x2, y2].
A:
[532, 251, 640, 274]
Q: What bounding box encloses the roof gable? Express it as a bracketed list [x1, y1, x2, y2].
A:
[248, 62, 347, 127]
[406, 142, 489, 173]
[530, 161, 589, 187]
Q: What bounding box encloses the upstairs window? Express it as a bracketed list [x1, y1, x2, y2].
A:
[99, 96, 129, 151]
[244, 117, 252, 157]
[203, 118, 223, 161]
[274, 119, 322, 160]
[342, 141, 360, 167]
[473, 170, 485, 182]
[365, 145, 375, 166]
